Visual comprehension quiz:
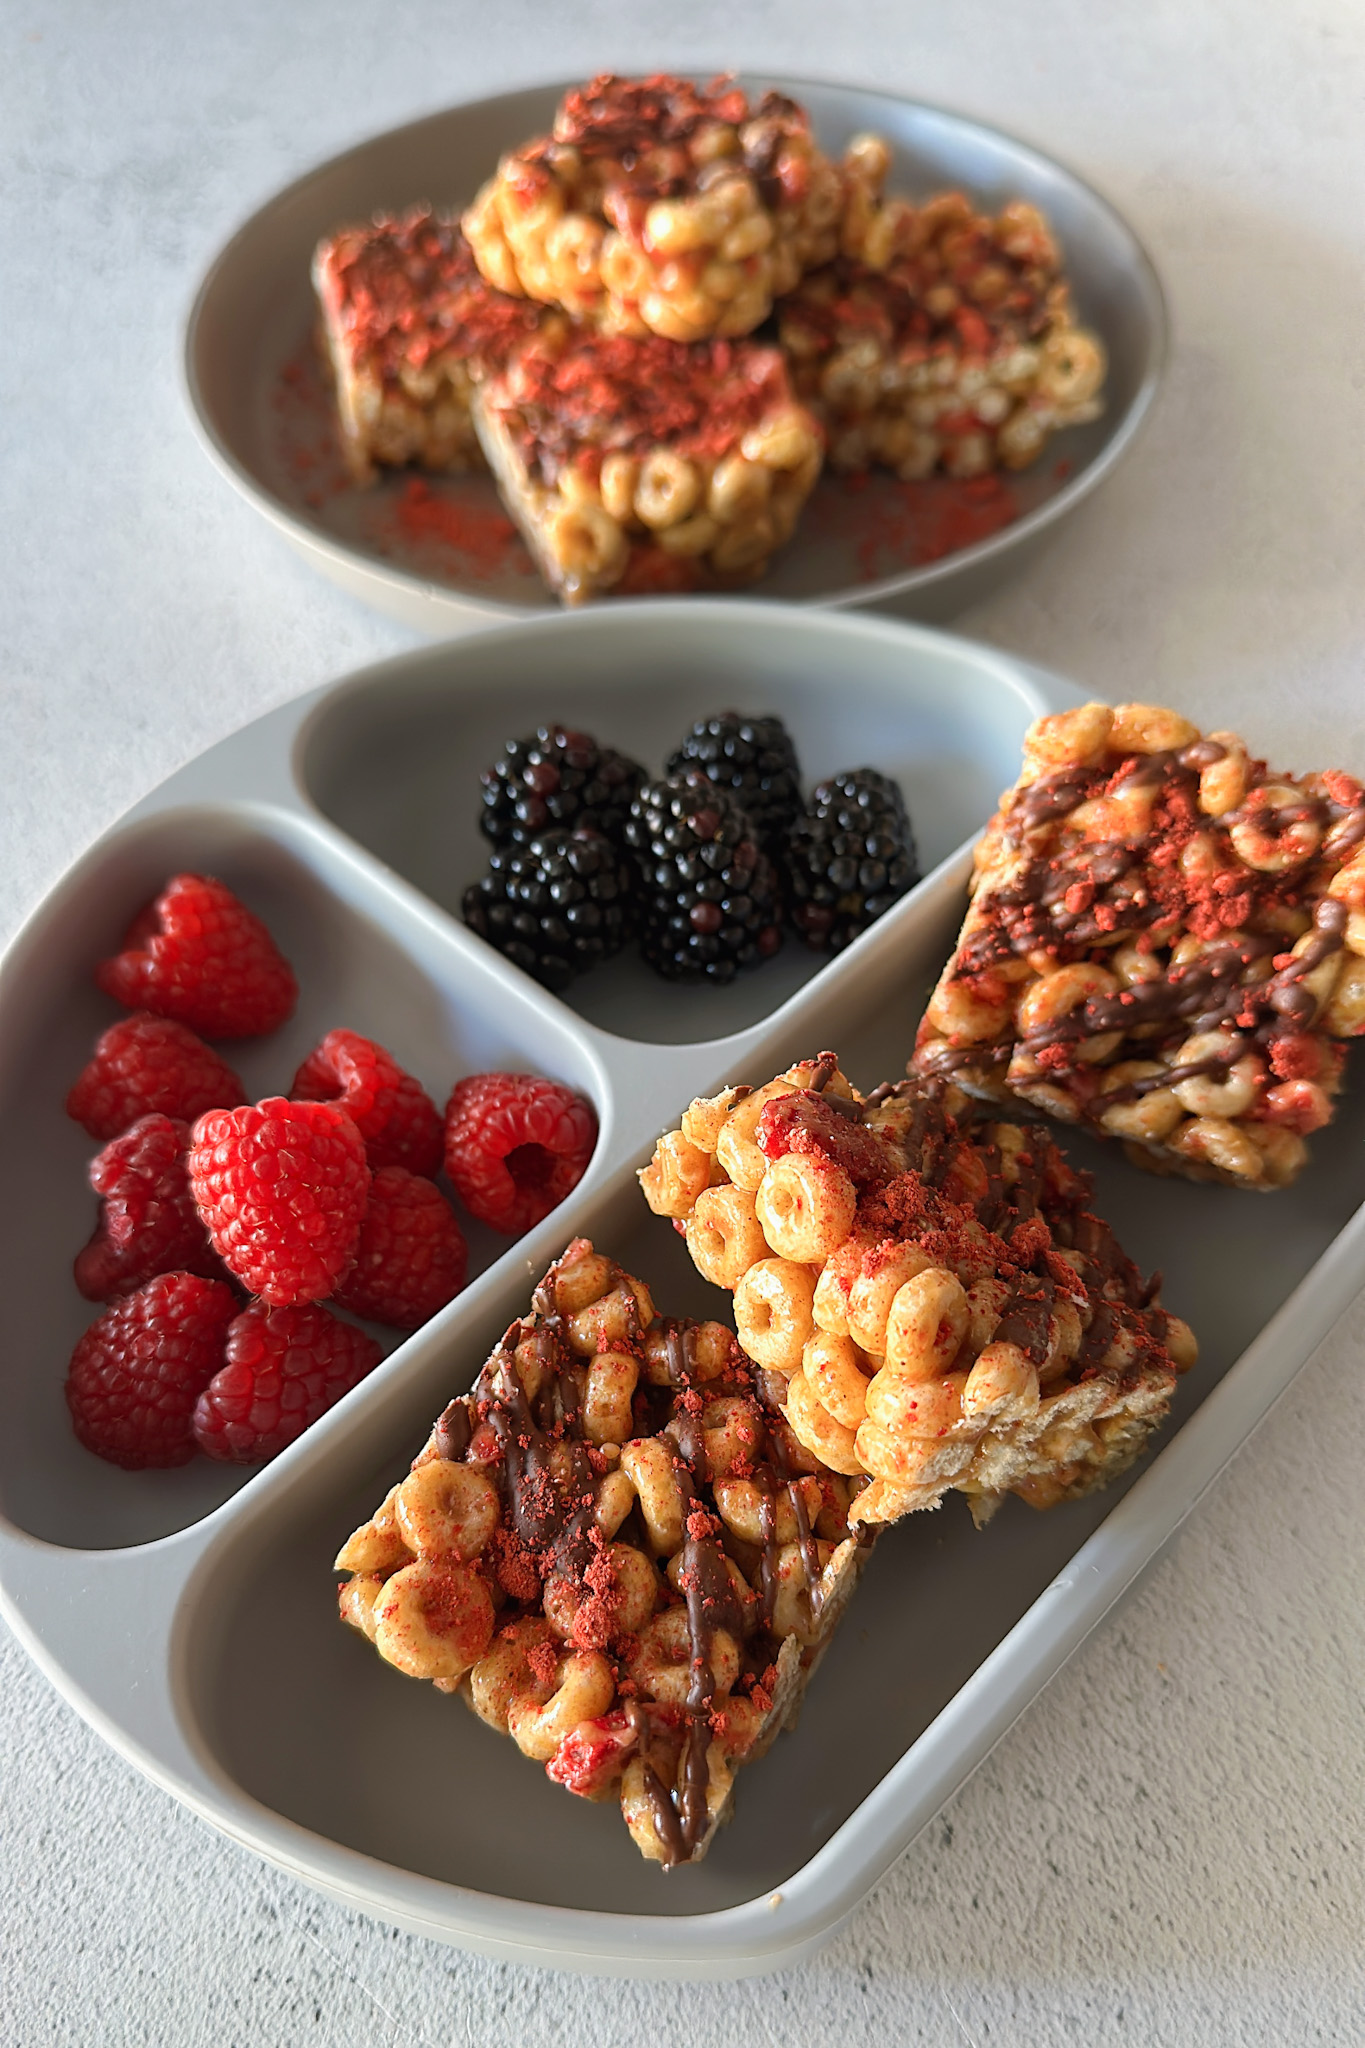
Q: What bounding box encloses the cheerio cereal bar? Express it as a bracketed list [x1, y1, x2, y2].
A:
[912, 703, 1365, 1188]
[640, 1058, 1194, 1529]
[777, 138, 1105, 479]
[335, 1238, 869, 1867]
[472, 327, 823, 604]
[462, 73, 844, 342]
[311, 207, 554, 483]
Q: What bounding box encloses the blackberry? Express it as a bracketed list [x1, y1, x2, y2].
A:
[665, 712, 803, 852]
[462, 828, 633, 992]
[788, 769, 919, 951]
[478, 726, 644, 849]
[626, 778, 784, 984]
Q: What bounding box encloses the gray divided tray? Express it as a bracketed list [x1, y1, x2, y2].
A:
[2, 601, 1362, 1979]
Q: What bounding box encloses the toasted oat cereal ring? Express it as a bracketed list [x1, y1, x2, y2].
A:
[712, 1472, 823, 1547]
[811, 1231, 875, 1337]
[639, 1129, 711, 1218]
[783, 1364, 865, 1476]
[508, 1649, 617, 1761]
[755, 1153, 857, 1264]
[566, 1278, 653, 1356]
[337, 1573, 385, 1641]
[545, 1543, 659, 1642]
[665, 1548, 754, 1634]
[961, 1341, 1040, 1424]
[620, 1436, 685, 1556]
[801, 1329, 874, 1429]
[468, 1616, 556, 1733]
[883, 1267, 970, 1383]
[621, 1743, 733, 1864]
[714, 1086, 782, 1189]
[372, 1556, 495, 1682]
[769, 1538, 836, 1644]
[551, 1247, 617, 1313]
[733, 1257, 817, 1372]
[334, 1481, 410, 1575]
[583, 1349, 640, 1446]
[845, 1242, 935, 1356]
[629, 1608, 739, 1709]
[685, 1183, 768, 1289]
[864, 1366, 970, 1440]
[394, 1459, 501, 1561]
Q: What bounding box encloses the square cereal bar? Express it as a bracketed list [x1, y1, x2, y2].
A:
[640, 1057, 1194, 1529]
[335, 1239, 869, 1867]
[312, 207, 552, 483]
[472, 328, 823, 604]
[462, 73, 844, 341]
[778, 141, 1105, 479]
[913, 702, 1365, 1188]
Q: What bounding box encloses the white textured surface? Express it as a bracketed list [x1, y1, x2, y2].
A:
[4, 2, 1365, 2041]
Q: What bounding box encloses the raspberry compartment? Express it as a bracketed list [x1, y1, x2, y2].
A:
[2, 605, 1363, 1974]
[0, 802, 604, 1551]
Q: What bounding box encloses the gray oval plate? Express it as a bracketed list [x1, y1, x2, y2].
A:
[184, 75, 1167, 632]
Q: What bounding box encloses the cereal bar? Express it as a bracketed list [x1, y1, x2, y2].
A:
[335, 1238, 869, 1867]
[472, 327, 823, 604]
[778, 140, 1105, 479]
[640, 1057, 1194, 1528]
[462, 73, 844, 342]
[913, 703, 1365, 1188]
[312, 207, 553, 483]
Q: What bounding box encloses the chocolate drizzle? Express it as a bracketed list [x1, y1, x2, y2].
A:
[931, 733, 1362, 1115]
[648, 1323, 826, 1864]
[421, 1249, 846, 1870]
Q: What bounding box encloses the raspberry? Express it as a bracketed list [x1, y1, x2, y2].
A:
[192, 1300, 382, 1463]
[443, 1072, 597, 1235]
[188, 1098, 371, 1306]
[332, 1166, 468, 1328]
[65, 1272, 238, 1468]
[96, 873, 298, 1039]
[290, 1029, 442, 1177]
[66, 1013, 246, 1140]
[75, 1113, 226, 1302]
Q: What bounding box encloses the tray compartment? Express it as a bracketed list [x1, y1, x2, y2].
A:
[298, 602, 1051, 1044]
[0, 803, 604, 1552]
[176, 888, 1365, 1920]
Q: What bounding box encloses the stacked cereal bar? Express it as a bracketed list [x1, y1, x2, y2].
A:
[640, 1056, 1193, 1528]
[473, 328, 823, 602]
[462, 73, 844, 341]
[913, 703, 1365, 1188]
[312, 208, 553, 482]
[335, 1238, 868, 1866]
[778, 137, 1105, 479]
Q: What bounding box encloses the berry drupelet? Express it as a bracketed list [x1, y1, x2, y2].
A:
[462, 827, 634, 991]
[626, 777, 784, 983]
[664, 711, 803, 853]
[788, 768, 920, 951]
[478, 725, 644, 849]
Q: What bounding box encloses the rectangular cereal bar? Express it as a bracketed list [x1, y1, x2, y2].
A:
[912, 702, 1365, 1188]
[472, 327, 823, 603]
[462, 72, 844, 342]
[778, 143, 1105, 480]
[312, 206, 552, 483]
[335, 1238, 869, 1867]
[640, 1056, 1194, 1528]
